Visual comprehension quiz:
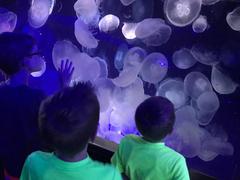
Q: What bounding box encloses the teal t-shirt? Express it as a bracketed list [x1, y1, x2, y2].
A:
[111, 135, 190, 180]
[20, 151, 122, 180]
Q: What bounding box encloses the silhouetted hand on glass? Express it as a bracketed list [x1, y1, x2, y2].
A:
[58, 59, 74, 88]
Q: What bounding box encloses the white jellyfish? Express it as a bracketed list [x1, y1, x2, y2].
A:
[211, 66, 238, 94]
[52, 40, 100, 81]
[192, 15, 208, 33]
[156, 79, 188, 109]
[140, 53, 168, 84]
[123, 47, 147, 69]
[95, 57, 108, 78]
[28, 0, 55, 28]
[202, 0, 220, 5]
[226, 7, 240, 31]
[29, 56, 46, 77]
[164, 0, 202, 27]
[172, 48, 197, 69]
[191, 43, 219, 66]
[114, 43, 128, 71]
[122, 22, 138, 39]
[74, 18, 98, 49]
[74, 0, 100, 25]
[134, 18, 172, 46]
[120, 0, 136, 6]
[0, 8, 17, 34]
[196, 91, 220, 113]
[184, 71, 213, 100]
[98, 14, 120, 32]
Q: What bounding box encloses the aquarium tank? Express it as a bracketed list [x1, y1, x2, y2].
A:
[0, 0, 240, 179]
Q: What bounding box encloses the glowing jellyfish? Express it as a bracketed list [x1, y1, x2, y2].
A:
[120, 0, 136, 6]
[197, 91, 220, 113]
[74, 18, 98, 49]
[164, 0, 202, 27]
[0, 8, 17, 34]
[74, 0, 100, 25]
[191, 43, 219, 66]
[211, 66, 238, 94]
[94, 57, 108, 78]
[202, 0, 220, 5]
[98, 14, 120, 32]
[135, 18, 172, 46]
[52, 40, 100, 81]
[122, 22, 138, 39]
[123, 47, 147, 68]
[156, 79, 188, 109]
[105, 131, 124, 144]
[184, 72, 213, 100]
[140, 53, 168, 84]
[192, 15, 208, 33]
[226, 7, 240, 31]
[28, 0, 55, 28]
[29, 56, 46, 77]
[172, 48, 197, 69]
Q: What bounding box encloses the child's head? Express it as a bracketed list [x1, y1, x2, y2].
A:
[135, 96, 175, 142]
[0, 32, 36, 75]
[39, 82, 100, 156]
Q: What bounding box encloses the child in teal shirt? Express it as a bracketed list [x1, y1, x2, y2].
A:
[20, 83, 122, 180]
[111, 96, 190, 180]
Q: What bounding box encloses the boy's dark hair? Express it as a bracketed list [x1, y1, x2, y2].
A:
[0, 32, 35, 75]
[135, 96, 175, 142]
[39, 82, 100, 156]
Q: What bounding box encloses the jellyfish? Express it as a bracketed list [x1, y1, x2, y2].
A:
[196, 91, 220, 113]
[140, 53, 168, 84]
[192, 15, 208, 33]
[52, 40, 100, 81]
[98, 14, 120, 32]
[74, 18, 98, 49]
[156, 79, 188, 109]
[202, 0, 220, 5]
[30, 56, 46, 77]
[114, 43, 128, 71]
[226, 7, 240, 31]
[111, 66, 140, 87]
[135, 18, 172, 46]
[94, 57, 108, 78]
[175, 105, 198, 125]
[0, 8, 17, 34]
[184, 71, 213, 100]
[120, 0, 136, 6]
[122, 22, 138, 39]
[211, 66, 238, 94]
[28, 0, 55, 28]
[164, 0, 202, 27]
[123, 47, 147, 69]
[74, 0, 100, 25]
[172, 48, 197, 69]
[191, 43, 219, 66]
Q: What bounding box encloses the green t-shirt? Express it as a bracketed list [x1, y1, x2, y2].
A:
[20, 151, 122, 180]
[111, 135, 190, 180]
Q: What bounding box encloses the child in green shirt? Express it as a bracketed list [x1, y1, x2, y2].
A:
[111, 96, 190, 180]
[20, 82, 122, 180]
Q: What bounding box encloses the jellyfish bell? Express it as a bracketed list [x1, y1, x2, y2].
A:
[122, 22, 138, 40]
[0, 8, 17, 33]
[123, 47, 147, 68]
[197, 91, 220, 113]
[74, 18, 98, 49]
[226, 7, 240, 31]
[192, 15, 208, 33]
[94, 57, 108, 78]
[140, 53, 168, 84]
[164, 0, 202, 27]
[27, 55, 46, 77]
[172, 48, 197, 69]
[184, 71, 213, 100]
[202, 0, 220, 5]
[98, 14, 120, 32]
[120, 0, 136, 6]
[211, 65, 238, 94]
[28, 0, 54, 28]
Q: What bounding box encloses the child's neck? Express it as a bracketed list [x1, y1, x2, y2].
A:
[55, 146, 88, 162]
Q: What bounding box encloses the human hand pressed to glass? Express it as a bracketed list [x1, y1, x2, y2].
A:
[58, 59, 74, 88]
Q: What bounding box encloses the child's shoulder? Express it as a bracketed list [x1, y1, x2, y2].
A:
[27, 151, 53, 162]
